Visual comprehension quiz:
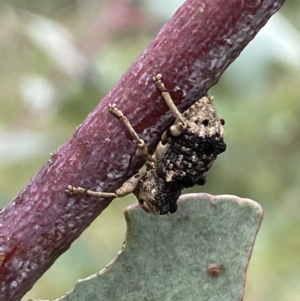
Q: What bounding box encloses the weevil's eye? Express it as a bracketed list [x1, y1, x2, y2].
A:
[220, 119, 225, 126]
[202, 119, 209, 126]
[138, 198, 146, 208]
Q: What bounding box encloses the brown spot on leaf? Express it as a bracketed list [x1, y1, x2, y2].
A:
[207, 263, 224, 277]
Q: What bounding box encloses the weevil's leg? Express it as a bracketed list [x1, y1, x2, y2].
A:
[115, 172, 146, 196]
[66, 172, 146, 198]
[65, 185, 117, 198]
[153, 74, 186, 136]
[109, 104, 154, 163]
[145, 161, 155, 170]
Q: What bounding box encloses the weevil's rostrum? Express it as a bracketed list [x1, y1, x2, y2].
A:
[66, 74, 226, 215]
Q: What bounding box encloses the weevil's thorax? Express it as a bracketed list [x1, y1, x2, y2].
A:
[133, 170, 181, 215]
[155, 96, 226, 188]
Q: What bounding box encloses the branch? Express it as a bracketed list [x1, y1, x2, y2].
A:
[0, 0, 285, 300]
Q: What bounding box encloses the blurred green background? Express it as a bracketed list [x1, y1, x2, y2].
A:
[0, 0, 300, 300]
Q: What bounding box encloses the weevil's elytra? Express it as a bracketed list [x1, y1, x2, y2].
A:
[156, 95, 226, 188]
[66, 74, 226, 215]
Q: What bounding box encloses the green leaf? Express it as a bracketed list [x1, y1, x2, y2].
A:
[34, 193, 263, 301]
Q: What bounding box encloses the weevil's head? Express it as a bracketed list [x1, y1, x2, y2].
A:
[134, 171, 180, 215]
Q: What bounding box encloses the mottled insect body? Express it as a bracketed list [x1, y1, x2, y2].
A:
[66, 74, 226, 215]
[155, 96, 225, 187]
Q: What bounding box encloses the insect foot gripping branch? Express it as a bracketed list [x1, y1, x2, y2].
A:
[66, 74, 226, 215]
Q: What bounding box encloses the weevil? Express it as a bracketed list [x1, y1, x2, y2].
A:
[66, 74, 226, 215]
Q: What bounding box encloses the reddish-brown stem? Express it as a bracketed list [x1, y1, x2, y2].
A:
[0, 0, 285, 300]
